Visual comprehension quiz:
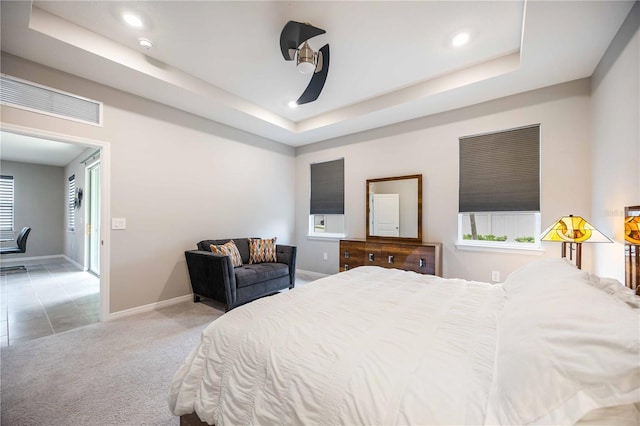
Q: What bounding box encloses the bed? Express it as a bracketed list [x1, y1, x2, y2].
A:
[169, 259, 640, 425]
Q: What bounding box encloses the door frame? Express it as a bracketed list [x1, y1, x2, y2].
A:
[1, 122, 111, 321]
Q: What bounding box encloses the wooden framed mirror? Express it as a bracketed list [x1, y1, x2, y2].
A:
[366, 174, 422, 243]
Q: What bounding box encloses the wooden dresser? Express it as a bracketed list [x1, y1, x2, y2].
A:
[339, 238, 442, 276]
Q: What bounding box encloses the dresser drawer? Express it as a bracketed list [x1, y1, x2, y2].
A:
[340, 240, 365, 272]
[339, 239, 441, 276]
[364, 243, 382, 266]
[383, 245, 437, 275]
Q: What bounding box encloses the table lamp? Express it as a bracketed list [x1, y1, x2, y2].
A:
[624, 215, 640, 244]
[624, 207, 640, 293]
[540, 214, 611, 269]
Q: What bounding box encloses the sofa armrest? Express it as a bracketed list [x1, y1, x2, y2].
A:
[184, 250, 237, 307]
[276, 244, 297, 288]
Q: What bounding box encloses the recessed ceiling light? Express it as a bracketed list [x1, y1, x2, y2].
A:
[123, 13, 143, 28]
[288, 100, 298, 109]
[452, 32, 470, 47]
[138, 38, 153, 49]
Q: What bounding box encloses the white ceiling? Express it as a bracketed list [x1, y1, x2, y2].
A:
[0, 131, 86, 167]
[0, 0, 635, 164]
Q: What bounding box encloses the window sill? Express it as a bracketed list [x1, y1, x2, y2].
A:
[307, 233, 346, 241]
[455, 241, 544, 255]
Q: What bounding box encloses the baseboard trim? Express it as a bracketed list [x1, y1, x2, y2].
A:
[63, 255, 84, 270]
[296, 269, 330, 280]
[107, 294, 193, 321]
[0, 254, 64, 264]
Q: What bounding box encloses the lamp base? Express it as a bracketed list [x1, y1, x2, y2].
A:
[625, 244, 639, 294]
[561, 242, 582, 269]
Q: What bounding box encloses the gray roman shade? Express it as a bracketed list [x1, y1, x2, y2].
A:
[459, 125, 540, 212]
[310, 158, 344, 215]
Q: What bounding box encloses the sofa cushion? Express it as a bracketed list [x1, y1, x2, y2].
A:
[235, 263, 289, 288]
[248, 237, 277, 264]
[210, 240, 243, 268]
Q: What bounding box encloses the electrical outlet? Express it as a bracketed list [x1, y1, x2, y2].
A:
[491, 271, 501, 282]
[323, 252, 328, 261]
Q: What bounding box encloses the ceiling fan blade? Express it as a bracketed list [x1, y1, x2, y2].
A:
[280, 20, 325, 61]
[297, 44, 329, 105]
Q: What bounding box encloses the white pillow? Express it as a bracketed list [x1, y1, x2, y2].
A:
[586, 274, 640, 308]
[502, 258, 587, 292]
[486, 259, 640, 425]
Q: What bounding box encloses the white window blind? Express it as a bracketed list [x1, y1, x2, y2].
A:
[68, 175, 76, 231]
[0, 175, 15, 233]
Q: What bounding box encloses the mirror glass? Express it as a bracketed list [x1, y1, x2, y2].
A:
[367, 174, 422, 241]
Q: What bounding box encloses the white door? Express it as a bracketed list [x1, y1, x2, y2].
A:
[372, 193, 400, 237]
[87, 161, 101, 276]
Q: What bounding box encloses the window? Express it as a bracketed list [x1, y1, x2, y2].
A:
[0, 175, 15, 233]
[309, 158, 345, 238]
[68, 175, 76, 231]
[458, 125, 541, 250]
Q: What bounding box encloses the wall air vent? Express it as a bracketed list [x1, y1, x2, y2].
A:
[0, 74, 102, 126]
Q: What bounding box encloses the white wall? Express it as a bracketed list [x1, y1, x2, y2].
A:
[591, 2, 639, 282]
[0, 160, 64, 258]
[0, 53, 296, 314]
[296, 79, 593, 281]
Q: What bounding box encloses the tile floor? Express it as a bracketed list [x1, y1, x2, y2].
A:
[0, 258, 99, 347]
[0, 264, 321, 347]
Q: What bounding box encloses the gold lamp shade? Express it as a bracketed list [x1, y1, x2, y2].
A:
[625, 216, 640, 244]
[540, 215, 611, 243]
[540, 215, 612, 270]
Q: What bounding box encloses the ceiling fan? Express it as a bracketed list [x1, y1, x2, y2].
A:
[279, 20, 330, 105]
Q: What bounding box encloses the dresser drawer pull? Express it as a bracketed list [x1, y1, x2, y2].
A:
[344, 251, 350, 259]
[419, 258, 426, 268]
[344, 264, 350, 271]
[388, 255, 394, 264]
[368, 253, 375, 262]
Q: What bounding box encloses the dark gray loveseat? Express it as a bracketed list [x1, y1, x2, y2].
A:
[184, 238, 296, 311]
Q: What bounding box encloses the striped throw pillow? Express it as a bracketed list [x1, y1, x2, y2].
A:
[210, 240, 243, 268]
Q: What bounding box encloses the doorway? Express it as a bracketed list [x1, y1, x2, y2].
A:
[86, 158, 101, 276]
[1, 123, 110, 322]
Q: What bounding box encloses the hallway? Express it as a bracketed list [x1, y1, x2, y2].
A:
[0, 258, 99, 347]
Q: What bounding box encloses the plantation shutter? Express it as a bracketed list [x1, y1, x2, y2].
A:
[0, 175, 15, 232]
[459, 125, 540, 212]
[310, 158, 344, 215]
[68, 175, 76, 231]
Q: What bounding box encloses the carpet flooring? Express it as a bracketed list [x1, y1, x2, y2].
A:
[1, 301, 223, 426]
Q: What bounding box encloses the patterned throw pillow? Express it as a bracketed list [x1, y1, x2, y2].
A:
[210, 240, 243, 268]
[248, 237, 277, 264]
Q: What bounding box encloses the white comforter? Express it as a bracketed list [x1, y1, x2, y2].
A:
[169, 266, 506, 425]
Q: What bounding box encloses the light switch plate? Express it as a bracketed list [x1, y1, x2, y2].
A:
[112, 217, 126, 230]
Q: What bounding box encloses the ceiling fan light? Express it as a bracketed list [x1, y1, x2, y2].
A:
[296, 41, 316, 74]
[297, 61, 316, 74]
